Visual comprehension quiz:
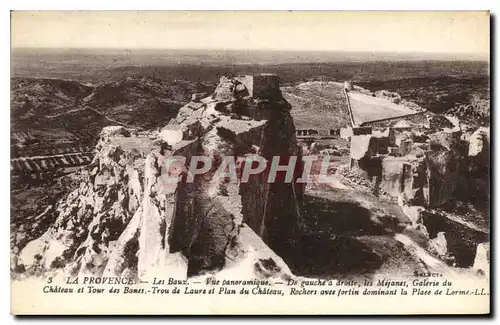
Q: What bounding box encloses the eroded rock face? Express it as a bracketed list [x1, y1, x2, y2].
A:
[163, 74, 304, 274]
[348, 122, 489, 272]
[349, 125, 487, 208]
[425, 131, 465, 207]
[428, 232, 448, 258]
[18, 127, 149, 277]
[472, 243, 490, 277]
[423, 210, 488, 267]
[15, 74, 303, 280]
[380, 156, 428, 205]
[463, 127, 490, 201]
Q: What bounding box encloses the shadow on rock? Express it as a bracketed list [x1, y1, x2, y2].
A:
[283, 194, 388, 278]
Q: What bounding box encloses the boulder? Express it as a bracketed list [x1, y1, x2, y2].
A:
[472, 242, 489, 276]
[426, 131, 464, 207]
[159, 128, 183, 146]
[100, 126, 130, 138]
[468, 127, 490, 168]
[429, 232, 448, 257]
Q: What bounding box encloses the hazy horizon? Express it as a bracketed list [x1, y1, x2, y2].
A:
[11, 47, 489, 63]
[11, 11, 489, 61]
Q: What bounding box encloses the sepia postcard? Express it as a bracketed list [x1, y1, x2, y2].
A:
[10, 10, 490, 315]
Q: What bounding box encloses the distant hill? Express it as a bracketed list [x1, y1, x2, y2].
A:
[357, 76, 490, 115]
[11, 47, 489, 85]
[10, 56, 490, 158]
[11, 78, 93, 122]
[10, 76, 215, 158]
[82, 76, 213, 129]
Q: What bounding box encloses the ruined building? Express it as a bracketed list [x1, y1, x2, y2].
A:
[348, 120, 489, 208]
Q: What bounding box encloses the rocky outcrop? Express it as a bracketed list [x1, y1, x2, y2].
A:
[420, 210, 488, 267]
[465, 127, 490, 199]
[15, 74, 303, 280]
[348, 124, 487, 209]
[472, 243, 490, 276]
[374, 90, 402, 104]
[425, 131, 465, 207]
[379, 156, 428, 205]
[163, 74, 304, 272]
[18, 126, 149, 277]
[428, 232, 448, 258]
[468, 127, 490, 159]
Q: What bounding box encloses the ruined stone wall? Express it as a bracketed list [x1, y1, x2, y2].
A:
[253, 74, 280, 98]
[349, 125, 481, 208]
[235, 76, 254, 98]
[380, 156, 428, 205]
[235, 74, 281, 99]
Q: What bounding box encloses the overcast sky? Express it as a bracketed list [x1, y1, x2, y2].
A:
[11, 11, 490, 56]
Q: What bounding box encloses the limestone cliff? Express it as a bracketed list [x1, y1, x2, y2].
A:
[15, 74, 303, 280]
